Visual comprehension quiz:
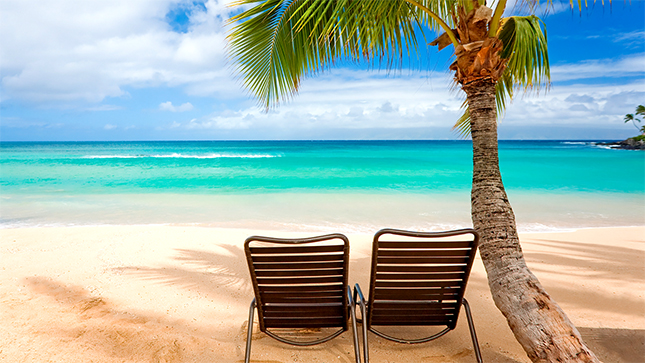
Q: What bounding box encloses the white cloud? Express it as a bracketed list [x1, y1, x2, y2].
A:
[159, 101, 194, 112]
[0, 0, 239, 105]
[550, 54, 645, 82]
[165, 69, 466, 133]
[163, 60, 644, 136]
[1, 0, 642, 140]
[104, 124, 117, 130]
[501, 81, 645, 128]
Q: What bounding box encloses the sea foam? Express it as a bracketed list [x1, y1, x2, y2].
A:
[82, 153, 279, 159]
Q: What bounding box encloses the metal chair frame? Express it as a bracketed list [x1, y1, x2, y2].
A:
[244, 233, 361, 363]
[353, 228, 483, 363]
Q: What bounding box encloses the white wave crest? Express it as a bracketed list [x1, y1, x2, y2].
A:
[83, 153, 280, 159]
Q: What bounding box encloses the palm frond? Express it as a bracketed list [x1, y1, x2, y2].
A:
[228, 0, 431, 109]
[453, 15, 548, 137]
[635, 105, 645, 116]
[498, 15, 550, 92]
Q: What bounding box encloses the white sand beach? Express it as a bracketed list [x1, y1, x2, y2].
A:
[1, 226, 643, 362]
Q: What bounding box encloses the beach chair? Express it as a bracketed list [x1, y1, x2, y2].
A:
[244, 233, 361, 363]
[353, 228, 483, 363]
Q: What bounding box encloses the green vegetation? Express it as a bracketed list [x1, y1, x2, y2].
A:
[227, 1, 605, 361]
[624, 105, 645, 134]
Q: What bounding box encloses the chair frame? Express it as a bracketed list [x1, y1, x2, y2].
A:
[353, 228, 483, 363]
[244, 233, 361, 363]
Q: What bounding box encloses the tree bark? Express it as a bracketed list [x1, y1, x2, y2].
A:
[463, 78, 600, 363]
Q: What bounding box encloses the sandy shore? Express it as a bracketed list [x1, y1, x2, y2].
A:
[1, 226, 643, 362]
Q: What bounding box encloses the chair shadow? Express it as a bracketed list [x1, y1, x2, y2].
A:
[116, 243, 361, 361]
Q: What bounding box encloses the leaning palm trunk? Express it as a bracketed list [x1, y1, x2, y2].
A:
[464, 79, 599, 362]
[227, 0, 607, 361]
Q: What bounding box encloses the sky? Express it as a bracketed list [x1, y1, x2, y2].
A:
[1, 0, 644, 141]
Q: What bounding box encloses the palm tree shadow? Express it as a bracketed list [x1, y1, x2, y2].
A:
[24, 276, 226, 361]
[116, 244, 253, 299]
[523, 238, 645, 318]
[578, 327, 645, 363]
[525, 239, 644, 282]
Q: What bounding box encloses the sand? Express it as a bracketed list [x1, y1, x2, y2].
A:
[1, 226, 643, 363]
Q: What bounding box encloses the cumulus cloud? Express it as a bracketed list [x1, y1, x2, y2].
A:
[162, 69, 466, 133]
[159, 101, 194, 112]
[501, 81, 645, 128]
[550, 54, 645, 82]
[2, 0, 643, 140]
[0, 0, 238, 105]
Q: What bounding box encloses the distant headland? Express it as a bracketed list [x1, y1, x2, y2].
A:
[598, 135, 645, 150]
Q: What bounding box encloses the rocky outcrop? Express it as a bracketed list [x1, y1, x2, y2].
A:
[598, 137, 645, 150]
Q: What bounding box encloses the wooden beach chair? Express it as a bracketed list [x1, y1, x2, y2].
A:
[353, 228, 483, 363]
[244, 233, 361, 363]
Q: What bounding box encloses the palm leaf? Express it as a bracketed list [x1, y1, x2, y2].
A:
[498, 15, 550, 92]
[228, 0, 439, 110]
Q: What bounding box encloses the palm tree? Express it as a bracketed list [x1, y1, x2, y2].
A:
[227, 1, 600, 361]
[624, 104, 645, 133]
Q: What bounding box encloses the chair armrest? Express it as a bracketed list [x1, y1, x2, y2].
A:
[353, 283, 366, 305]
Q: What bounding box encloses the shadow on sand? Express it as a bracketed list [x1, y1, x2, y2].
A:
[24, 276, 226, 362]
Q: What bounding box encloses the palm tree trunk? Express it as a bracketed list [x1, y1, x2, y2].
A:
[463, 79, 600, 363]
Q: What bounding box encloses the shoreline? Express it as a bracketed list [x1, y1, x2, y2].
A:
[2, 222, 644, 234]
[2, 225, 644, 362]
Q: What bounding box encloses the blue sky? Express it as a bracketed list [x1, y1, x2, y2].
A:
[1, 0, 643, 141]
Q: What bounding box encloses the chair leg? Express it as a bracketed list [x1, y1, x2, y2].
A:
[462, 299, 483, 363]
[354, 284, 369, 363]
[245, 299, 256, 363]
[347, 286, 362, 363]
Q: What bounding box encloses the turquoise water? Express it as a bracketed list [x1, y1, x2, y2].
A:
[1, 140, 643, 231]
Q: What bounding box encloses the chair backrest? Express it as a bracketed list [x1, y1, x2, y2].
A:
[245, 234, 350, 332]
[367, 228, 479, 330]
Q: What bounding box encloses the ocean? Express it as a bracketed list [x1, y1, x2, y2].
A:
[1, 140, 643, 232]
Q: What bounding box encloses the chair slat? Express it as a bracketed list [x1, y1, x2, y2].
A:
[377, 256, 469, 264]
[250, 245, 345, 254]
[260, 284, 344, 293]
[255, 267, 344, 277]
[260, 295, 344, 304]
[371, 316, 453, 326]
[253, 261, 345, 270]
[376, 265, 466, 273]
[264, 317, 345, 328]
[257, 275, 344, 285]
[377, 249, 472, 257]
[377, 241, 473, 248]
[372, 301, 459, 310]
[253, 253, 343, 263]
[373, 290, 459, 300]
[375, 272, 465, 280]
[375, 280, 462, 288]
[263, 307, 344, 318]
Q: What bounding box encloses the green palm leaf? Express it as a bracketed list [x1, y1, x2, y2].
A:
[228, 0, 436, 110]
